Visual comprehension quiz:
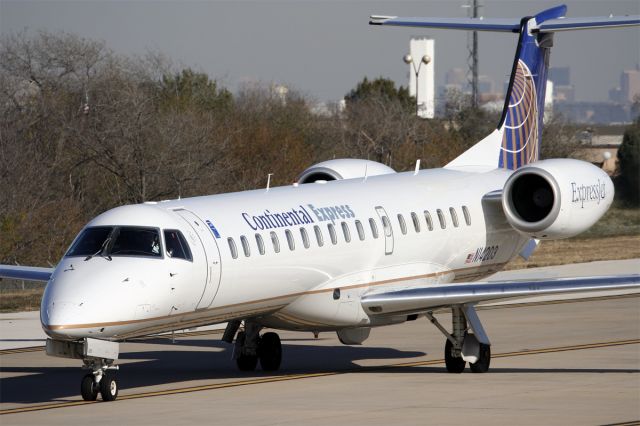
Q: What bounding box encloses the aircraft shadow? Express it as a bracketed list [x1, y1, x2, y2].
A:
[2, 340, 637, 405]
[0, 341, 423, 404]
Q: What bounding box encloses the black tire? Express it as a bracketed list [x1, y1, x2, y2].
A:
[80, 373, 98, 401]
[235, 331, 258, 371]
[236, 354, 258, 371]
[99, 373, 118, 401]
[470, 343, 491, 373]
[444, 338, 466, 373]
[258, 332, 282, 371]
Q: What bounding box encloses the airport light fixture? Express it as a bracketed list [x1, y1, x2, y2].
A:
[403, 53, 431, 116]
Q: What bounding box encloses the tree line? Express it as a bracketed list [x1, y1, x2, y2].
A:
[0, 31, 601, 268]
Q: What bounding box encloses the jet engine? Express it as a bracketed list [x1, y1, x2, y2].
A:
[501, 159, 614, 240]
[297, 159, 395, 184]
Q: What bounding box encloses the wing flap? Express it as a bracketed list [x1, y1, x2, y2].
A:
[361, 274, 640, 316]
[0, 265, 54, 282]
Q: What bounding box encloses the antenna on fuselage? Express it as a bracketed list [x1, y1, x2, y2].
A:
[363, 163, 368, 182]
[414, 159, 421, 175]
[266, 173, 273, 192]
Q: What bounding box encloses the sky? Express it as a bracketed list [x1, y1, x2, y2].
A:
[1, 0, 639, 103]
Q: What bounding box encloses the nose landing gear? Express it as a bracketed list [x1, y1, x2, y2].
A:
[80, 359, 119, 401]
[46, 338, 121, 402]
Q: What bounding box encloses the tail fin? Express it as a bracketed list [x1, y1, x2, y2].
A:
[497, 5, 566, 170]
[371, 5, 640, 171]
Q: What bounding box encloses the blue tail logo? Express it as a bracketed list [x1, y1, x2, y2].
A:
[498, 5, 566, 170]
[500, 59, 541, 169]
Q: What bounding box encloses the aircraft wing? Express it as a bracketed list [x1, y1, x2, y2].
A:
[361, 274, 640, 316]
[0, 265, 54, 282]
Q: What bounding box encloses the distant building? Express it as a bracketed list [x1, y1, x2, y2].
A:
[547, 67, 574, 103]
[571, 125, 626, 175]
[548, 67, 571, 86]
[609, 66, 640, 104]
[555, 102, 630, 124]
[620, 65, 640, 103]
[407, 38, 435, 119]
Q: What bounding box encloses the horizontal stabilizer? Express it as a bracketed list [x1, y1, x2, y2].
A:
[361, 274, 640, 316]
[369, 16, 521, 32]
[369, 14, 640, 34]
[0, 265, 54, 282]
[537, 16, 640, 32]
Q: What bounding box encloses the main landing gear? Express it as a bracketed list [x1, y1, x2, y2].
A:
[226, 321, 282, 372]
[426, 304, 491, 373]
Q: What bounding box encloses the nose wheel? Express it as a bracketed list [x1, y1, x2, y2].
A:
[81, 358, 119, 401]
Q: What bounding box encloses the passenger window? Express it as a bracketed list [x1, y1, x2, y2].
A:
[314, 225, 324, 247]
[369, 218, 379, 239]
[328, 223, 337, 245]
[285, 229, 295, 251]
[270, 231, 280, 253]
[164, 230, 192, 261]
[424, 210, 434, 231]
[300, 228, 310, 249]
[355, 220, 365, 241]
[240, 235, 251, 257]
[397, 214, 407, 235]
[255, 233, 265, 255]
[450, 207, 459, 228]
[437, 209, 446, 229]
[228, 237, 238, 259]
[411, 212, 420, 233]
[341, 222, 351, 243]
[381, 216, 392, 237]
[462, 206, 471, 226]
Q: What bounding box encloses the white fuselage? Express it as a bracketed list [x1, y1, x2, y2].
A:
[41, 167, 528, 341]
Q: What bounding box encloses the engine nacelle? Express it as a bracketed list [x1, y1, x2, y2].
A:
[297, 159, 395, 184]
[502, 159, 613, 240]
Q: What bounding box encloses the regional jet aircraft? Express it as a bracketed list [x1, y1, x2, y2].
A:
[1, 5, 639, 402]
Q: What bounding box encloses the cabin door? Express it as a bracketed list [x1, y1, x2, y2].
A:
[175, 209, 222, 309]
[375, 206, 394, 255]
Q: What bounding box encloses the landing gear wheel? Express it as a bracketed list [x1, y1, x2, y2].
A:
[236, 354, 258, 371]
[470, 343, 491, 373]
[99, 373, 118, 401]
[80, 373, 98, 401]
[444, 338, 466, 373]
[258, 332, 282, 371]
[235, 331, 258, 371]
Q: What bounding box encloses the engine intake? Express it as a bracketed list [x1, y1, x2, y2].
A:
[297, 159, 395, 184]
[502, 159, 613, 240]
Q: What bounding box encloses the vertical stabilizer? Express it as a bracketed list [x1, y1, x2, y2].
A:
[497, 5, 566, 170]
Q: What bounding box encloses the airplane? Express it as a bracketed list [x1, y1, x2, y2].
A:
[1, 4, 639, 403]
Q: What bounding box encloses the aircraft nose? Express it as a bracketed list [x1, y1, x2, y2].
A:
[41, 299, 89, 339]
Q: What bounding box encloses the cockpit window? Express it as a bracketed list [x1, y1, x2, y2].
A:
[66, 227, 113, 257]
[111, 227, 162, 257]
[164, 230, 192, 261]
[65, 226, 162, 259]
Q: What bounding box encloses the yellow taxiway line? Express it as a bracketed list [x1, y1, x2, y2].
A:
[1, 338, 638, 416]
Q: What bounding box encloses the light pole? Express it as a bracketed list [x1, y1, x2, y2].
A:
[404, 53, 431, 117]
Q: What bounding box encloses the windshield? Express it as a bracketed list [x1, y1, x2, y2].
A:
[66, 226, 162, 258]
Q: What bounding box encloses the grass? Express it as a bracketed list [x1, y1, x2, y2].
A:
[580, 206, 640, 238]
[0, 289, 44, 313]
